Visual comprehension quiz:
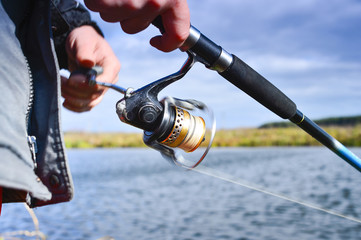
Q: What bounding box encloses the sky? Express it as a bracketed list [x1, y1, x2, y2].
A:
[62, 0, 361, 132]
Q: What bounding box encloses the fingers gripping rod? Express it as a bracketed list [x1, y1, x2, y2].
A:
[154, 19, 361, 172]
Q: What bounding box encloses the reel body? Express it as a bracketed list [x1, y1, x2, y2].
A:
[117, 96, 215, 168]
[89, 52, 216, 169]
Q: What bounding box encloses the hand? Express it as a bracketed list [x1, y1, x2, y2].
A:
[84, 0, 190, 52]
[61, 25, 121, 112]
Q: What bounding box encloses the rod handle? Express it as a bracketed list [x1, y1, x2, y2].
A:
[220, 55, 297, 119]
[152, 16, 297, 119]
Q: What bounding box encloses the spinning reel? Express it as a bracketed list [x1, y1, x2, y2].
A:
[87, 52, 216, 169]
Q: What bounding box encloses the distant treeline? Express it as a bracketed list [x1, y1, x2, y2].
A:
[64, 125, 361, 149]
[213, 125, 361, 147]
[64, 132, 146, 149]
[64, 115, 361, 148]
[259, 115, 361, 128]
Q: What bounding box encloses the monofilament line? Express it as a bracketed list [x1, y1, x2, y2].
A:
[190, 164, 361, 224]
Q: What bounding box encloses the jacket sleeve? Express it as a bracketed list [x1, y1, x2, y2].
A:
[50, 0, 104, 69]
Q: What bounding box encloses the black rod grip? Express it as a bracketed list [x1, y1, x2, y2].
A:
[191, 33, 222, 66]
[152, 17, 297, 119]
[220, 55, 297, 119]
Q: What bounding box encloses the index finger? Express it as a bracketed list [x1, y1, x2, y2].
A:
[150, 0, 190, 52]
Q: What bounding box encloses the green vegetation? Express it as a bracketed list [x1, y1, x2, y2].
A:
[213, 125, 361, 147]
[64, 125, 361, 149]
[64, 115, 361, 148]
[64, 132, 146, 149]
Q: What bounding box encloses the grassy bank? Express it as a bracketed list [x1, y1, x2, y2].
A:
[64, 125, 361, 149]
[214, 125, 361, 147]
[64, 132, 146, 148]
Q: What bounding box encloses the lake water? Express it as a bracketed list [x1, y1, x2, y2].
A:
[1, 147, 361, 240]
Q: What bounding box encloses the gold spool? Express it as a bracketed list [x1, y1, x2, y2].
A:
[160, 107, 206, 152]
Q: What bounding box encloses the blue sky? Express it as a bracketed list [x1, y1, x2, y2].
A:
[62, 0, 361, 132]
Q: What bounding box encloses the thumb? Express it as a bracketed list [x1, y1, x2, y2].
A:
[73, 41, 96, 68]
[66, 26, 97, 69]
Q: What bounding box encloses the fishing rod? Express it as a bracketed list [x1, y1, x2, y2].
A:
[81, 18, 360, 172]
[72, 19, 361, 229]
[150, 17, 361, 173]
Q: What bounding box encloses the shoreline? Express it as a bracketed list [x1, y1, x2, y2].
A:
[64, 125, 361, 149]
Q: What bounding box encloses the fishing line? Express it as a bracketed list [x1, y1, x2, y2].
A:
[188, 164, 361, 225]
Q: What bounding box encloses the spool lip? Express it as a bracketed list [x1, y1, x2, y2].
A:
[181, 105, 216, 170]
[187, 116, 206, 152]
